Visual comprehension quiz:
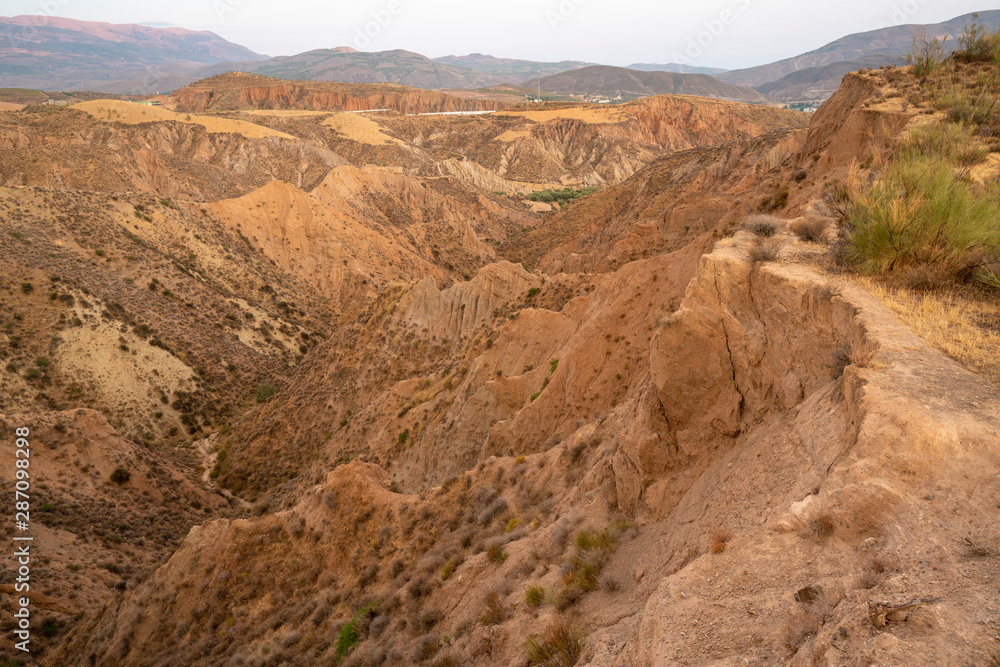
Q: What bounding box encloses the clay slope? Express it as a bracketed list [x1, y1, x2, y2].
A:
[304, 96, 807, 187]
[0, 106, 346, 200]
[0, 409, 230, 664]
[55, 233, 1000, 667]
[0, 184, 331, 445]
[204, 166, 536, 309]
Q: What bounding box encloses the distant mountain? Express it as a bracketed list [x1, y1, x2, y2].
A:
[720, 10, 1000, 88]
[245, 48, 504, 89]
[433, 54, 596, 81]
[0, 15, 267, 91]
[529, 65, 768, 103]
[627, 63, 729, 75]
[755, 54, 907, 102]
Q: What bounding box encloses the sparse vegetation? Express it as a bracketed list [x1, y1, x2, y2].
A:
[486, 542, 508, 564]
[527, 187, 598, 207]
[254, 383, 276, 403]
[840, 123, 1000, 287]
[525, 585, 546, 608]
[710, 528, 733, 554]
[524, 617, 585, 667]
[748, 237, 784, 263]
[743, 214, 782, 237]
[110, 467, 131, 485]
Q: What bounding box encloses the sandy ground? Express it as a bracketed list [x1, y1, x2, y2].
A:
[71, 99, 295, 139]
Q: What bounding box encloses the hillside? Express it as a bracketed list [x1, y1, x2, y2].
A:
[626, 62, 729, 75]
[434, 54, 596, 81]
[754, 54, 907, 102]
[531, 65, 770, 102]
[246, 49, 504, 89]
[0, 15, 267, 92]
[719, 9, 1000, 88]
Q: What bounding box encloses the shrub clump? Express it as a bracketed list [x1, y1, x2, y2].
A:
[524, 617, 585, 666]
[254, 384, 276, 403]
[743, 214, 782, 237]
[748, 237, 784, 264]
[840, 123, 1000, 287]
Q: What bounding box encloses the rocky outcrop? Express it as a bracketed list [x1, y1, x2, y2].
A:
[174, 77, 507, 114]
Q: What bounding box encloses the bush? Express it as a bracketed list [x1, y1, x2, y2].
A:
[479, 590, 508, 625]
[336, 601, 379, 664]
[561, 529, 617, 597]
[254, 384, 276, 403]
[710, 528, 733, 554]
[954, 13, 1000, 64]
[486, 542, 508, 564]
[110, 467, 130, 485]
[907, 27, 944, 76]
[524, 618, 585, 666]
[842, 124, 1000, 287]
[525, 585, 546, 608]
[748, 237, 784, 264]
[743, 214, 782, 237]
[526, 187, 598, 208]
[790, 217, 829, 243]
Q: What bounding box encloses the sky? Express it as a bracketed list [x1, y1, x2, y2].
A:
[3, 0, 996, 68]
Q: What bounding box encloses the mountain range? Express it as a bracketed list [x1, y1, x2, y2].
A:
[1, 11, 999, 103]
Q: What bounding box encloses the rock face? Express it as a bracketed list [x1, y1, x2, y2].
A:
[174, 74, 507, 114]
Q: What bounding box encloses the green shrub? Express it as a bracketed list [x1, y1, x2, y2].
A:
[527, 187, 598, 207]
[954, 13, 1000, 64]
[110, 467, 130, 485]
[335, 601, 379, 664]
[486, 542, 508, 564]
[525, 585, 546, 608]
[843, 124, 1000, 287]
[254, 384, 276, 402]
[561, 529, 617, 597]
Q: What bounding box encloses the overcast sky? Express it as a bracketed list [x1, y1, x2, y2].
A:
[4, 0, 995, 68]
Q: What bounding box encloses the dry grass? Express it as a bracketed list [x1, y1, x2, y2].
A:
[743, 214, 782, 237]
[71, 100, 294, 139]
[524, 617, 585, 667]
[856, 277, 1000, 386]
[497, 107, 630, 124]
[956, 521, 1000, 558]
[790, 217, 829, 244]
[748, 237, 785, 263]
[710, 528, 733, 554]
[322, 113, 404, 146]
[782, 610, 823, 653]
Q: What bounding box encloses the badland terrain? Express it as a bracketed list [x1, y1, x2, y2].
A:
[1, 10, 1000, 667]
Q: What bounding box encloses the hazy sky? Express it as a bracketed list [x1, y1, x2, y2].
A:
[4, 0, 995, 68]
